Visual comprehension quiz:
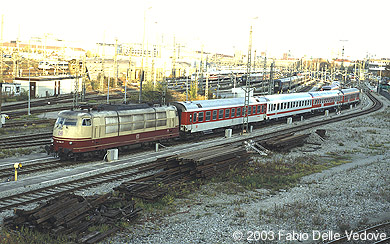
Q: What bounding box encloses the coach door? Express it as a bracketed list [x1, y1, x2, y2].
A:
[92, 117, 100, 139]
[30, 82, 36, 98]
[188, 113, 193, 131]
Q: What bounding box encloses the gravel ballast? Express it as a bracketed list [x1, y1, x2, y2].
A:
[103, 94, 390, 244]
[0, 93, 388, 244]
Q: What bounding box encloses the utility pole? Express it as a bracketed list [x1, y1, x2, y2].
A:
[0, 14, 3, 85]
[81, 56, 86, 102]
[340, 40, 348, 87]
[0, 83, 2, 118]
[126, 46, 132, 103]
[172, 36, 176, 86]
[199, 44, 204, 94]
[114, 38, 118, 87]
[100, 32, 106, 93]
[73, 60, 79, 108]
[0, 15, 3, 115]
[269, 60, 275, 95]
[139, 6, 152, 103]
[243, 24, 253, 133]
[262, 55, 267, 94]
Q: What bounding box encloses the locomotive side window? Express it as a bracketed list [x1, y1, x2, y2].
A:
[120, 115, 133, 131]
[212, 110, 217, 120]
[106, 117, 119, 133]
[193, 112, 197, 122]
[145, 113, 156, 128]
[198, 112, 204, 122]
[219, 109, 224, 119]
[133, 114, 145, 130]
[82, 118, 91, 126]
[156, 111, 167, 127]
[206, 111, 211, 121]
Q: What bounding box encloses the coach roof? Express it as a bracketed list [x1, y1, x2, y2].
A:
[172, 97, 267, 112]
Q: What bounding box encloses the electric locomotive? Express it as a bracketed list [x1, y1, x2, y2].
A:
[49, 103, 179, 159]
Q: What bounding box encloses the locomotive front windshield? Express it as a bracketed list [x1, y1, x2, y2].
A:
[55, 117, 77, 127]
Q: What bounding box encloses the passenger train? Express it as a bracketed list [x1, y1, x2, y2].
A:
[273, 73, 311, 93]
[321, 81, 340, 91]
[48, 88, 360, 159]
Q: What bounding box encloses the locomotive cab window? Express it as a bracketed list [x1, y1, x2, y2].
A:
[82, 118, 91, 126]
[57, 117, 77, 126]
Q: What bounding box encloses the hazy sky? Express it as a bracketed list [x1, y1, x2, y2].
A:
[1, 0, 389, 59]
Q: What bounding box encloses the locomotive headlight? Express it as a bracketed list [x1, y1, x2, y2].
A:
[69, 141, 73, 145]
[51, 138, 54, 143]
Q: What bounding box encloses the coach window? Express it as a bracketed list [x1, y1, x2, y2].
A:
[231, 108, 235, 117]
[206, 111, 211, 121]
[237, 107, 241, 117]
[198, 112, 204, 122]
[226, 109, 230, 118]
[257, 105, 261, 114]
[212, 110, 217, 120]
[219, 109, 224, 119]
[248, 106, 252, 115]
[82, 118, 91, 126]
[193, 112, 197, 123]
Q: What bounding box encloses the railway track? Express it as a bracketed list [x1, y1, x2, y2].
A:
[0, 132, 53, 149]
[2, 119, 55, 128]
[0, 157, 61, 180]
[2, 91, 137, 118]
[0, 155, 163, 212]
[0, 91, 383, 213]
[325, 221, 390, 244]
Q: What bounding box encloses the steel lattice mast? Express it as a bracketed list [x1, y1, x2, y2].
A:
[242, 25, 253, 133]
